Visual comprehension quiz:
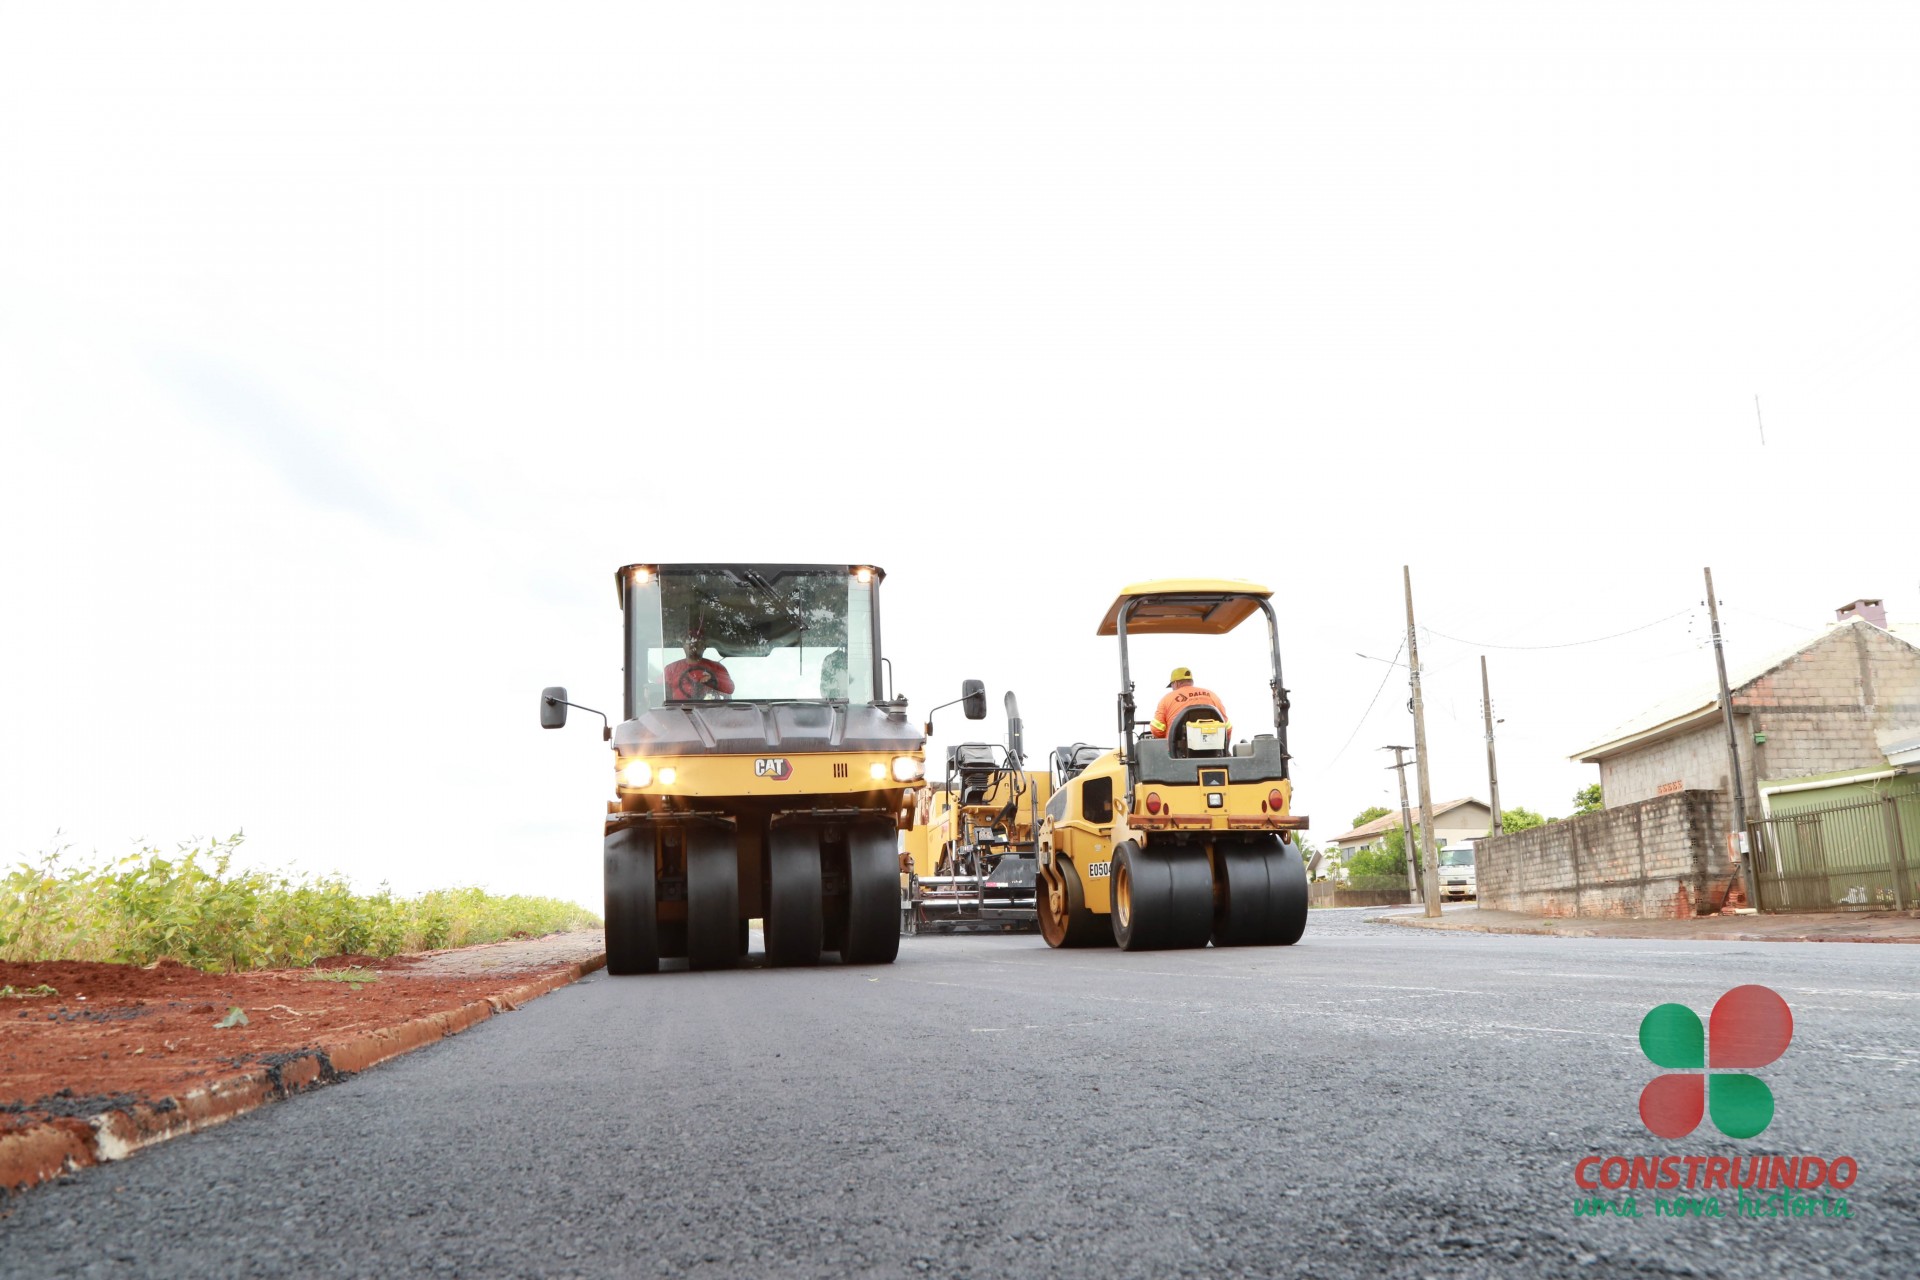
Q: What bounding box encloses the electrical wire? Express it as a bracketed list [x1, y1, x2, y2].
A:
[1722, 603, 1820, 632]
[1421, 607, 1694, 652]
[1325, 638, 1405, 769]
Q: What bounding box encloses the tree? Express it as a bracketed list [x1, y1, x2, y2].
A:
[1380, 823, 1423, 864]
[1351, 805, 1391, 830]
[1501, 806, 1547, 833]
[1572, 783, 1603, 815]
[1335, 823, 1425, 887]
[1345, 842, 1409, 884]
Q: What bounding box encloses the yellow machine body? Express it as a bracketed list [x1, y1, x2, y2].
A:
[1038, 750, 1301, 917]
[1034, 577, 1311, 951]
[902, 769, 1051, 879]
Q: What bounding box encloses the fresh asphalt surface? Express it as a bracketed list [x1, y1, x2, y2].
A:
[3, 906, 1916, 1279]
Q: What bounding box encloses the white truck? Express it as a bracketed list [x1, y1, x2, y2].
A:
[1439, 841, 1477, 901]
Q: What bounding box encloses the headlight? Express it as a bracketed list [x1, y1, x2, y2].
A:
[891, 755, 923, 782]
[869, 761, 889, 781]
[619, 759, 653, 788]
[657, 766, 677, 785]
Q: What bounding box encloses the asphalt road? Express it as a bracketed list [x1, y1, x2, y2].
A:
[3, 907, 1915, 1279]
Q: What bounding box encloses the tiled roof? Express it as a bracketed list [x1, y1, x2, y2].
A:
[1331, 797, 1484, 843]
[1570, 617, 1920, 762]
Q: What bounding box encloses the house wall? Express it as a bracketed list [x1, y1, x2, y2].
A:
[1333, 803, 1493, 855]
[1599, 722, 1737, 807]
[1476, 789, 1737, 918]
[1763, 772, 1920, 818]
[1597, 625, 1920, 809]
[1743, 624, 1920, 785]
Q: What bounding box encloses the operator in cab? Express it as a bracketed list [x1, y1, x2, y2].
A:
[664, 629, 735, 701]
[1150, 666, 1230, 738]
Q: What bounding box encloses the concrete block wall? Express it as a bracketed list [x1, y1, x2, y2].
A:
[1744, 624, 1920, 785]
[1477, 789, 1738, 918]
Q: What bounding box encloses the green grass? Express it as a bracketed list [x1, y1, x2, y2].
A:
[0, 836, 600, 973]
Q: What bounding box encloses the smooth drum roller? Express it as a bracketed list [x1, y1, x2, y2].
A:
[603, 827, 660, 975]
[1110, 840, 1213, 951]
[684, 822, 741, 971]
[842, 821, 902, 964]
[1267, 838, 1309, 946]
[1212, 835, 1307, 947]
[764, 823, 825, 966]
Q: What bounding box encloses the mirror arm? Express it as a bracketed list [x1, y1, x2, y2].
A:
[545, 694, 612, 742]
[921, 694, 964, 739]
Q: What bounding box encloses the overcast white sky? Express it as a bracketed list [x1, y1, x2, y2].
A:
[3, 2, 1915, 909]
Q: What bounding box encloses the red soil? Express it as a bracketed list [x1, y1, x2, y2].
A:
[1, 956, 551, 1134]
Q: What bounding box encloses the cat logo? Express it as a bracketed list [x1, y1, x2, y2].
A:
[754, 757, 794, 781]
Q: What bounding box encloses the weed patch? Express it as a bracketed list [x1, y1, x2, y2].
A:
[1, 837, 599, 972]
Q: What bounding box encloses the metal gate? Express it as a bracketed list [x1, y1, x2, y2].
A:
[1753, 792, 1919, 912]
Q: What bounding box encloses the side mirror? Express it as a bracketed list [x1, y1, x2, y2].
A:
[540, 687, 569, 729]
[961, 679, 988, 720]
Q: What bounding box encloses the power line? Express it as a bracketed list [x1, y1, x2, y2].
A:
[1722, 603, 1819, 632]
[1326, 638, 1404, 769]
[1421, 607, 1693, 652]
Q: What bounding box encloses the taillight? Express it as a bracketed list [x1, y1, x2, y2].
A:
[1268, 789, 1284, 810]
[1145, 792, 1163, 815]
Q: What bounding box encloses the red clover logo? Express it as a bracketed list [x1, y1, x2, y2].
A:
[1639, 984, 1793, 1140]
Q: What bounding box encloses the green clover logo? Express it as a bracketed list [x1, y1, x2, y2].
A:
[1639, 984, 1793, 1139]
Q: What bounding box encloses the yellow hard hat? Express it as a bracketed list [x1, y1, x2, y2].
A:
[1167, 666, 1193, 686]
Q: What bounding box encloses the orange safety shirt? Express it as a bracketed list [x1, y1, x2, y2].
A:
[664, 657, 735, 700]
[1151, 685, 1229, 738]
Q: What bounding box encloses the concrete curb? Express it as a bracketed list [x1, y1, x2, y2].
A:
[1, 953, 606, 1198]
[1369, 915, 1920, 944]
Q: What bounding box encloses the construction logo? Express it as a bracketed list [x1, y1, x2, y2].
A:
[1639, 985, 1793, 1140]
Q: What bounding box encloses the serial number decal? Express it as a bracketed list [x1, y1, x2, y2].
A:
[754, 757, 794, 780]
[1085, 861, 1112, 879]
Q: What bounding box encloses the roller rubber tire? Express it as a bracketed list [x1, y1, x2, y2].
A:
[1037, 859, 1108, 949]
[684, 822, 740, 971]
[1163, 846, 1216, 949]
[1268, 838, 1309, 946]
[842, 822, 902, 965]
[1112, 841, 1212, 951]
[764, 823, 825, 966]
[603, 827, 660, 975]
[1212, 837, 1280, 947]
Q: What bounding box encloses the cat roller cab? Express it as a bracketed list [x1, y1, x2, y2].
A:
[541, 563, 982, 974]
[1035, 578, 1309, 951]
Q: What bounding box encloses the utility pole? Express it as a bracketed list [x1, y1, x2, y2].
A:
[1481, 655, 1503, 836]
[1384, 746, 1420, 896]
[1705, 567, 1758, 910]
[1405, 566, 1442, 917]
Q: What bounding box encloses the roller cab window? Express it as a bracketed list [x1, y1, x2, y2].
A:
[625, 566, 878, 709]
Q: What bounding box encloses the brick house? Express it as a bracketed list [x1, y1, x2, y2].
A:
[1569, 602, 1920, 811]
[1475, 600, 1920, 918]
[1328, 798, 1493, 861]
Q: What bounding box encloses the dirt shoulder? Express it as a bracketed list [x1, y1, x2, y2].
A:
[1370, 906, 1920, 943]
[2, 929, 606, 1197]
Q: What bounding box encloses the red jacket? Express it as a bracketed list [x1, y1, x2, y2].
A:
[664, 657, 735, 700]
[1151, 685, 1229, 738]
